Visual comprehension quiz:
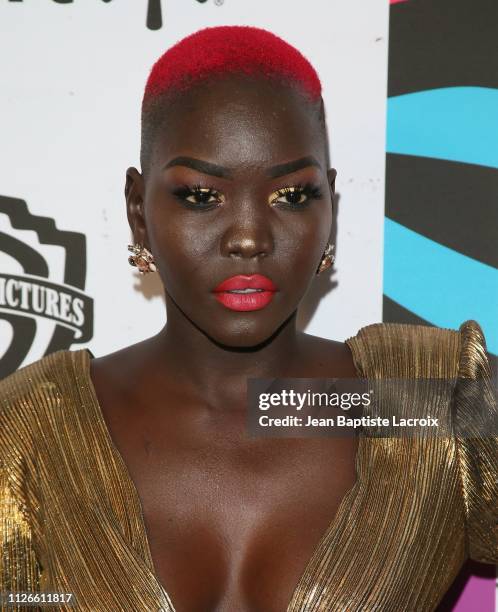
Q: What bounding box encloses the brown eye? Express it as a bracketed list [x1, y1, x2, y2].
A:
[172, 184, 225, 210]
[185, 187, 224, 205]
[269, 183, 322, 208]
[270, 187, 307, 206]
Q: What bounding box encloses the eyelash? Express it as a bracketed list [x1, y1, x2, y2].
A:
[172, 183, 223, 211]
[269, 183, 323, 209]
[172, 182, 323, 211]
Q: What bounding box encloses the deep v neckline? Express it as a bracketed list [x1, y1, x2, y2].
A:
[75, 347, 366, 612]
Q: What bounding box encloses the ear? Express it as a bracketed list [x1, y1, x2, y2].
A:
[125, 167, 147, 246]
[327, 167, 337, 195]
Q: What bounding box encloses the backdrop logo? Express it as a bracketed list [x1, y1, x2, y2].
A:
[0, 196, 94, 378]
[7, 0, 224, 30]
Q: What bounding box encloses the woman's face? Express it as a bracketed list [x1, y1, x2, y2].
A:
[127, 75, 335, 348]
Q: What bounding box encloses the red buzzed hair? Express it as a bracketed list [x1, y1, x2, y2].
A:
[142, 25, 322, 108]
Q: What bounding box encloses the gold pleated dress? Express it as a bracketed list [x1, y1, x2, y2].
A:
[1, 319, 497, 611]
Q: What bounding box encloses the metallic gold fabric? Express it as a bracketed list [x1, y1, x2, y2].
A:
[1, 320, 497, 611]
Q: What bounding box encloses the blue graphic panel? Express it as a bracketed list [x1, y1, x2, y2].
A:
[387, 87, 498, 169]
[384, 218, 498, 354]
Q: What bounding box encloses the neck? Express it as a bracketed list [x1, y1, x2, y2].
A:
[149, 301, 302, 411]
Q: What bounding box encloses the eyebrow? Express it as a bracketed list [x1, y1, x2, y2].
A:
[162, 155, 321, 179]
[267, 156, 321, 178]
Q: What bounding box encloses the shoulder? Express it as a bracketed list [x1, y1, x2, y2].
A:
[345, 319, 486, 378]
[1, 349, 74, 405]
[296, 332, 358, 377]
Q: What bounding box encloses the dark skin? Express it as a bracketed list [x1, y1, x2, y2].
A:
[90, 75, 360, 612]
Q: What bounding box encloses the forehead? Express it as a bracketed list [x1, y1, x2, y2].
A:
[147, 75, 326, 172]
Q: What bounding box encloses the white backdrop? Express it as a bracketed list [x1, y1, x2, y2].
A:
[0, 0, 389, 365]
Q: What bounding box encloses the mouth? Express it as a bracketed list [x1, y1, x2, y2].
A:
[212, 274, 278, 311]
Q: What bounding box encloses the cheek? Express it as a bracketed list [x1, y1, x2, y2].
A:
[142, 211, 230, 335]
[144, 202, 218, 290]
[145, 178, 217, 248]
[277, 205, 332, 276]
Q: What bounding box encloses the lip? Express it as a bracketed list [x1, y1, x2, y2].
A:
[213, 274, 277, 311]
[213, 274, 277, 292]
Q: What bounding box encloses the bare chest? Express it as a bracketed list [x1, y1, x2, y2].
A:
[104, 407, 358, 612]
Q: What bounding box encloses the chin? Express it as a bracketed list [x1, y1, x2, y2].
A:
[203, 313, 291, 350]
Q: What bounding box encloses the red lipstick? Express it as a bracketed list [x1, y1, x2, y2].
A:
[213, 274, 277, 311]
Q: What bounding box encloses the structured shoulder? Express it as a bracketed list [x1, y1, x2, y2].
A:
[456, 319, 492, 379]
[0, 350, 72, 407]
[0, 350, 78, 454]
[452, 321, 498, 563]
[345, 320, 465, 378]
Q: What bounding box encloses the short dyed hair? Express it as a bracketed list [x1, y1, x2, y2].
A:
[140, 25, 324, 174]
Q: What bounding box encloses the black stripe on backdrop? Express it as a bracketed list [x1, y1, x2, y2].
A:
[385, 154, 498, 269]
[388, 0, 498, 96]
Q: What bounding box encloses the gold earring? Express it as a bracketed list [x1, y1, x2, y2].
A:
[127, 243, 157, 274]
[316, 242, 335, 274]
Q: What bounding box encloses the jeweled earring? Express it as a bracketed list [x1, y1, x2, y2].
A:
[316, 242, 335, 274]
[127, 243, 157, 274]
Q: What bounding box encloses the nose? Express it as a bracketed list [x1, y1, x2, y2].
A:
[220, 204, 274, 261]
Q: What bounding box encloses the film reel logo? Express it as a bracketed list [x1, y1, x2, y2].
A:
[0, 196, 94, 378]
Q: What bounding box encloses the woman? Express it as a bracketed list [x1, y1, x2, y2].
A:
[1, 26, 496, 612]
